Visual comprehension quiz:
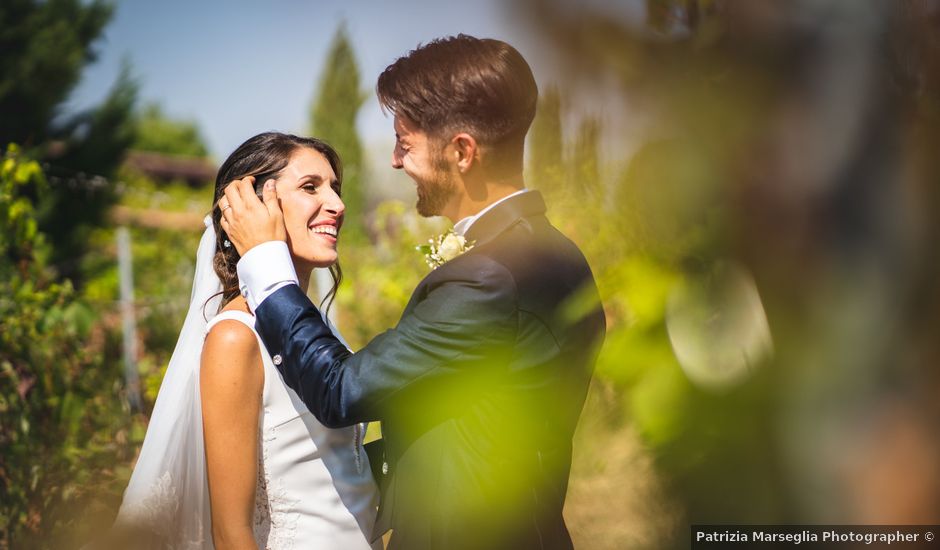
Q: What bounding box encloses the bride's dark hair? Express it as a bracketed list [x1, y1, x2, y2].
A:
[208, 132, 343, 314]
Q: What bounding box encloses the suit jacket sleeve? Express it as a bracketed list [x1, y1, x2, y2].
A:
[253, 255, 517, 428]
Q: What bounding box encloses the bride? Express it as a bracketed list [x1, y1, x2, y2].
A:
[108, 133, 379, 549]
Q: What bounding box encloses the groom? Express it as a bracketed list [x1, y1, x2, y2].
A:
[221, 35, 605, 550]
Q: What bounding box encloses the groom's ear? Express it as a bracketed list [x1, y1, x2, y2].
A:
[451, 133, 478, 174]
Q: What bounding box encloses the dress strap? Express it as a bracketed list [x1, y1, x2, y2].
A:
[206, 309, 256, 333]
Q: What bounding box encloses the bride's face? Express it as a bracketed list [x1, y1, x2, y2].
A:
[275, 147, 345, 270]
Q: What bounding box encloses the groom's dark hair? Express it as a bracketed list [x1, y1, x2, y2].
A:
[377, 34, 538, 162]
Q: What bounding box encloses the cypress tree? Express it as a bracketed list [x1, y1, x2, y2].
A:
[571, 115, 602, 200]
[310, 24, 367, 243]
[527, 85, 565, 197]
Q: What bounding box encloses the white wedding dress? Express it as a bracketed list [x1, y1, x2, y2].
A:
[112, 217, 379, 549]
[206, 310, 380, 550]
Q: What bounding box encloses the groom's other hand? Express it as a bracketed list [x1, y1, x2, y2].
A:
[218, 176, 286, 255]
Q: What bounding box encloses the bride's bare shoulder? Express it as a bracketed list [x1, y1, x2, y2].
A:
[202, 299, 261, 382]
[204, 318, 257, 353]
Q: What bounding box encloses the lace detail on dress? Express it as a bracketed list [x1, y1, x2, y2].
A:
[253, 444, 272, 548]
[117, 471, 207, 549]
[253, 427, 301, 549]
[120, 471, 179, 530]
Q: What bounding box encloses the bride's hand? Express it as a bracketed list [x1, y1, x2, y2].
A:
[218, 176, 286, 255]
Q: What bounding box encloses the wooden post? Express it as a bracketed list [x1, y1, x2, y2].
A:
[117, 226, 143, 412]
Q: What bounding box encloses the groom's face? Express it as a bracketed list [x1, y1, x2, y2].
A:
[392, 115, 459, 217]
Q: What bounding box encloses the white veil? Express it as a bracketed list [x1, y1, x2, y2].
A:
[112, 215, 222, 549]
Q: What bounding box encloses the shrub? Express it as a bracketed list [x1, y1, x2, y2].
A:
[0, 144, 141, 547]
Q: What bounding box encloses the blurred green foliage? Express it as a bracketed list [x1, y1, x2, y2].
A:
[81, 172, 209, 404]
[520, 1, 940, 546]
[571, 116, 602, 199]
[333, 200, 448, 349]
[528, 85, 565, 196]
[0, 145, 142, 547]
[525, 57, 795, 543]
[131, 103, 209, 158]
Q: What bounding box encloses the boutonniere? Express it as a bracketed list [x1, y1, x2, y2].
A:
[417, 229, 475, 269]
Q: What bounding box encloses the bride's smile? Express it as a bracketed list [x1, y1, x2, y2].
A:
[276, 147, 345, 270]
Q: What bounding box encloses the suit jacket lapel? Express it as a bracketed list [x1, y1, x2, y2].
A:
[464, 190, 547, 246]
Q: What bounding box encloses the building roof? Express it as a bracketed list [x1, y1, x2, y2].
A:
[124, 150, 216, 185]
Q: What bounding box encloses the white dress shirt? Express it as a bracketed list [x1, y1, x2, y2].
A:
[237, 189, 529, 310]
[452, 188, 528, 236]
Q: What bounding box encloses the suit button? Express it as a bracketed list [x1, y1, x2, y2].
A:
[382, 461, 389, 475]
[272, 354, 283, 366]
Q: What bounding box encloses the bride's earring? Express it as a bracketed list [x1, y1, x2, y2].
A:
[223, 239, 232, 249]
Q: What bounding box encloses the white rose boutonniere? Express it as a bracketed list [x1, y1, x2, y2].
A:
[417, 229, 475, 269]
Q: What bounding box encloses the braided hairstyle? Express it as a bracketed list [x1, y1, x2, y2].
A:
[208, 132, 343, 313]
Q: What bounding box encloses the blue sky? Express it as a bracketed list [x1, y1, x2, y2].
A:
[70, 1, 537, 156]
[68, 0, 643, 193]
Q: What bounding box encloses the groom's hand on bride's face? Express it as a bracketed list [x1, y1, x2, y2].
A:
[218, 176, 286, 256]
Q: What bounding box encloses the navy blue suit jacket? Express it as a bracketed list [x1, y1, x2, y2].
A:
[255, 191, 605, 549]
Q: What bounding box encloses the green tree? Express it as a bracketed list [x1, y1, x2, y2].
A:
[571, 116, 602, 200]
[0, 0, 113, 146]
[0, 145, 140, 546]
[53, 62, 139, 177]
[2, 0, 138, 281]
[310, 24, 367, 243]
[39, 64, 139, 281]
[132, 103, 209, 157]
[527, 85, 565, 197]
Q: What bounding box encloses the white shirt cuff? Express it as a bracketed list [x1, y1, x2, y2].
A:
[236, 241, 298, 311]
